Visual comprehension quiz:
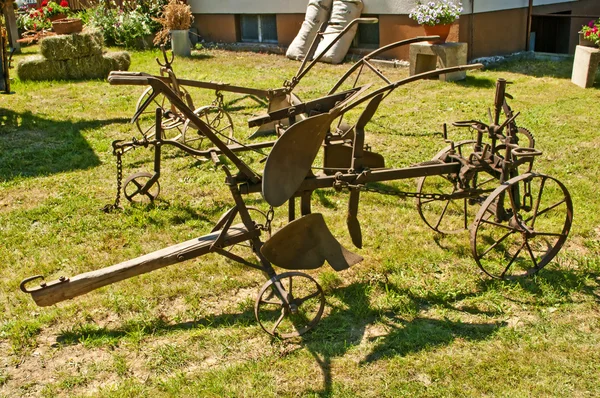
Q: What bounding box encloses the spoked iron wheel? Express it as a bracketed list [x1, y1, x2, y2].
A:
[416, 140, 496, 234]
[123, 172, 160, 203]
[134, 87, 185, 140]
[254, 272, 325, 338]
[471, 173, 572, 279]
[181, 105, 235, 150]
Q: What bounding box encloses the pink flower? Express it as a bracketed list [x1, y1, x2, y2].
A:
[589, 20, 595, 28]
[593, 26, 599, 33]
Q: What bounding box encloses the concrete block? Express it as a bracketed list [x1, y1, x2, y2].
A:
[571, 45, 600, 89]
[409, 42, 468, 82]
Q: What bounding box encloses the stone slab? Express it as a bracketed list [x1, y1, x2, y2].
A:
[409, 42, 468, 82]
[571, 45, 600, 89]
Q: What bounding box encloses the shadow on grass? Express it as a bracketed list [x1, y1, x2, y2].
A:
[0, 108, 128, 181]
[300, 282, 504, 397]
[454, 74, 497, 89]
[485, 57, 574, 79]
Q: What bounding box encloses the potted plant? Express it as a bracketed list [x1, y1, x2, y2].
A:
[409, 0, 463, 43]
[154, 0, 194, 57]
[579, 19, 599, 48]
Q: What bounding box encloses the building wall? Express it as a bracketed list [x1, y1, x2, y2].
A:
[190, 0, 600, 60]
[277, 14, 305, 47]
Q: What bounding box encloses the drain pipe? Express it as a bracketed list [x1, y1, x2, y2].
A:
[526, 0, 533, 51]
[469, 0, 474, 61]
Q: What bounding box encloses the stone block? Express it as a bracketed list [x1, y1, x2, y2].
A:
[409, 42, 468, 82]
[571, 45, 600, 89]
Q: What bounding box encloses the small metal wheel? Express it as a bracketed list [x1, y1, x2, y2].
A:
[181, 105, 235, 150]
[416, 140, 496, 234]
[471, 173, 572, 279]
[134, 87, 184, 140]
[254, 271, 325, 338]
[123, 172, 160, 203]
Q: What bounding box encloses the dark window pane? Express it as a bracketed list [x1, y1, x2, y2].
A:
[260, 14, 278, 42]
[357, 19, 379, 48]
[241, 15, 259, 42]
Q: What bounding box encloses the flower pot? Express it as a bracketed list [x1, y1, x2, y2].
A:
[579, 32, 598, 48]
[52, 18, 83, 35]
[170, 29, 191, 57]
[423, 24, 452, 44]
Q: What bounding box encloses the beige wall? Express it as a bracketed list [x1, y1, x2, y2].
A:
[193, 14, 238, 43]
[277, 14, 305, 47]
[191, 0, 600, 60]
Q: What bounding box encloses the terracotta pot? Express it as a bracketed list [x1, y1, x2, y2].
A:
[423, 24, 452, 44]
[579, 32, 598, 48]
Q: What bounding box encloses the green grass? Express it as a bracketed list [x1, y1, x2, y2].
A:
[1, 45, 600, 397]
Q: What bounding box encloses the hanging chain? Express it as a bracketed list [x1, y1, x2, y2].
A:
[521, 178, 533, 211]
[333, 178, 461, 201]
[102, 143, 124, 213]
[264, 206, 274, 235]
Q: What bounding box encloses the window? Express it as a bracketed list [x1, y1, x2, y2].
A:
[353, 17, 380, 49]
[240, 15, 278, 43]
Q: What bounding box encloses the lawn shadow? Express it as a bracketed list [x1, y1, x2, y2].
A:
[300, 281, 503, 397]
[454, 74, 496, 89]
[485, 57, 574, 79]
[0, 108, 128, 182]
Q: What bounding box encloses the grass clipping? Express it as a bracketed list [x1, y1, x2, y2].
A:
[153, 0, 194, 46]
[17, 52, 130, 81]
[40, 30, 104, 60]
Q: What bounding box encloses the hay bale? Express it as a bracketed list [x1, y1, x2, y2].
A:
[103, 51, 131, 72]
[40, 30, 104, 61]
[17, 55, 69, 81]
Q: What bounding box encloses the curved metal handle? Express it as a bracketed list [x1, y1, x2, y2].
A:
[512, 147, 543, 158]
[20, 275, 45, 293]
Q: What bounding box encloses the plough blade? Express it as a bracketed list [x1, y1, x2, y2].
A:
[261, 213, 363, 271]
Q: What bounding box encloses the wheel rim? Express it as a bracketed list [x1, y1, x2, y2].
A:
[254, 272, 325, 338]
[134, 87, 184, 140]
[471, 173, 572, 279]
[182, 105, 235, 150]
[123, 172, 160, 203]
[416, 140, 495, 234]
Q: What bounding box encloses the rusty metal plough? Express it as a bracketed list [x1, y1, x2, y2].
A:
[21, 43, 572, 338]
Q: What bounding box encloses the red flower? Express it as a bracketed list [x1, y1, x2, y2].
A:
[48, 6, 53, 12]
[60, 0, 69, 6]
[586, 31, 592, 37]
[41, 0, 48, 5]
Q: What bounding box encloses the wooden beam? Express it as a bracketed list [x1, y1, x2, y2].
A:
[2, 1, 20, 53]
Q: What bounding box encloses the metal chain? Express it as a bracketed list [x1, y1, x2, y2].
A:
[333, 179, 455, 201]
[264, 206, 274, 235]
[102, 144, 124, 213]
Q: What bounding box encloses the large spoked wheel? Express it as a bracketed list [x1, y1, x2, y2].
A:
[123, 172, 160, 203]
[181, 105, 235, 150]
[471, 173, 573, 279]
[416, 140, 496, 234]
[134, 87, 185, 140]
[254, 272, 325, 338]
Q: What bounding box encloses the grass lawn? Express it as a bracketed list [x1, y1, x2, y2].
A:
[1, 45, 599, 397]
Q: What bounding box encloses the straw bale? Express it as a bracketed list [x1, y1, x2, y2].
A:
[40, 30, 104, 61]
[18, 51, 130, 81]
[17, 55, 69, 81]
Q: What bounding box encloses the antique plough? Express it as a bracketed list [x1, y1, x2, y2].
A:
[21, 64, 572, 338]
[110, 19, 443, 204]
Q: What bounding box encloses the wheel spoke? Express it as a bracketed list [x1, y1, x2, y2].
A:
[479, 228, 518, 257]
[530, 176, 546, 228]
[500, 241, 525, 278]
[533, 231, 567, 238]
[259, 299, 282, 306]
[524, 240, 538, 268]
[524, 198, 566, 223]
[480, 218, 517, 231]
[296, 291, 320, 305]
[434, 199, 452, 229]
[463, 198, 468, 229]
[271, 309, 286, 334]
